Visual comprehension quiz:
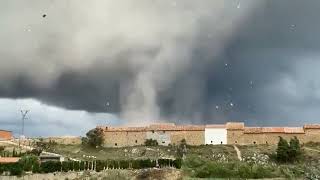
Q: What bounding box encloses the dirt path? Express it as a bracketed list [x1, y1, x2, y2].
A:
[233, 145, 242, 161]
[304, 147, 320, 153]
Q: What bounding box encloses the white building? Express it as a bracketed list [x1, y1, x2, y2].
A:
[205, 125, 227, 145]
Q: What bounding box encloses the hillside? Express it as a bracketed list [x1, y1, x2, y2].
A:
[49, 142, 320, 179]
[1, 140, 320, 179]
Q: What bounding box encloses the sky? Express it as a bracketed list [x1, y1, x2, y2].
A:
[1, 0, 320, 136]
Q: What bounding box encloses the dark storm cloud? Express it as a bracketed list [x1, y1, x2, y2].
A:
[1, 0, 320, 126]
[159, 0, 320, 125]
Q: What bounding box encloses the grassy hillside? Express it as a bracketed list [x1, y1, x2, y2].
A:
[2, 140, 320, 179]
[50, 143, 320, 179]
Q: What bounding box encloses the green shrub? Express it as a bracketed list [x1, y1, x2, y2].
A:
[276, 136, 302, 163]
[173, 158, 182, 169]
[96, 160, 104, 172]
[9, 163, 23, 176]
[19, 155, 39, 172]
[144, 139, 158, 146]
[40, 161, 61, 173]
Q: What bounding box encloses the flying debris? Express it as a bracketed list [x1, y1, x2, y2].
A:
[237, 1, 241, 9]
[230, 102, 234, 107]
[249, 80, 254, 87]
[106, 102, 110, 106]
[215, 105, 219, 110]
[42, 14, 47, 18]
[290, 24, 296, 30]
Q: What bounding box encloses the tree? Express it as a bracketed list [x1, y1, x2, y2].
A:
[82, 128, 104, 148]
[288, 136, 302, 162]
[276, 136, 302, 163]
[276, 137, 289, 162]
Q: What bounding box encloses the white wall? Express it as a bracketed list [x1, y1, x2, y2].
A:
[205, 128, 227, 145]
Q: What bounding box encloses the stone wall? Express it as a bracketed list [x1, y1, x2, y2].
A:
[239, 133, 306, 145]
[146, 131, 171, 146]
[305, 129, 320, 143]
[227, 129, 244, 144]
[103, 131, 146, 147]
[44, 137, 81, 145]
[100, 123, 320, 147]
[168, 130, 204, 146]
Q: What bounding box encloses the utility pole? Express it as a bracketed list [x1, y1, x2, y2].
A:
[19, 110, 29, 148]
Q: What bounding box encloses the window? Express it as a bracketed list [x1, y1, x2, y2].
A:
[221, 141, 223, 144]
[115, 143, 117, 146]
[211, 141, 213, 144]
[152, 130, 155, 133]
[135, 140, 138, 143]
[162, 141, 165, 144]
[163, 130, 165, 133]
[253, 141, 256, 144]
[235, 141, 238, 144]
[266, 141, 268, 144]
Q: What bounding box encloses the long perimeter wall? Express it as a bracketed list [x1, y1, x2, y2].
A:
[97, 122, 320, 147]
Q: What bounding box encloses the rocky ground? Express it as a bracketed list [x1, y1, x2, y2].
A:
[0, 168, 182, 180]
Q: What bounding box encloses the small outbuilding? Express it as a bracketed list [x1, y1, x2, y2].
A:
[0, 130, 13, 140]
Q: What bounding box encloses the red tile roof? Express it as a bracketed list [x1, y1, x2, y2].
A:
[304, 124, 320, 129]
[244, 127, 305, 134]
[0, 157, 20, 164]
[102, 124, 205, 132]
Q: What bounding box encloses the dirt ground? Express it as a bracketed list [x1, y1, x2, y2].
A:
[0, 168, 183, 180]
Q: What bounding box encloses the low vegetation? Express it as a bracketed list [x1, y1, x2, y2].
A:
[1, 136, 320, 179]
[144, 139, 158, 146]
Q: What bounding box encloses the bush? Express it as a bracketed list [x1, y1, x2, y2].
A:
[19, 155, 39, 172]
[277, 137, 290, 162]
[9, 163, 23, 176]
[82, 128, 104, 148]
[276, 136, 302, 163]
[193, 161, 275, 179]
[40, 161, 61, 173]
[144, 139, 158, 146]
[173, 158, 182, 169]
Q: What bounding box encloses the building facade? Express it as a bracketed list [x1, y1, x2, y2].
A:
[0, 130, 13, 140]
[97, 122, 320, 147]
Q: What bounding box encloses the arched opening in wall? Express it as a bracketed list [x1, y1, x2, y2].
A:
[152, 130, 155, 133]
[163, 131, 165, 133]
[266, 141, 268, 144]
[162, 141, 165, 144]
[211, 141, 213, 144]
[135, 140, 138, 143]
[221, 141, 223, 144]
[115, 143, 117, 146]
[235, 141, 238, 144]
[253, 141, 256, 145]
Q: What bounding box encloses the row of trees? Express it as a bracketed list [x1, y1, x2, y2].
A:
[0, 157, 182, 176]
[276, 136, 302, 163]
